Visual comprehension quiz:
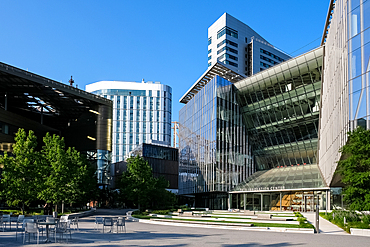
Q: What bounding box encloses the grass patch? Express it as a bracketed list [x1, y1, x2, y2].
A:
[154, 217, 312, 228]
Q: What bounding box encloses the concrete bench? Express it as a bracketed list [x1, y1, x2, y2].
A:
[256, 214, 272, 219]
[243, 210, 255, 216]
[181, 211, 193, 217]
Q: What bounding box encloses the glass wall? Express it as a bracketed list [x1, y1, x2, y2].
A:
[179, 76, 251, 201]
[348, 0, 370, 130]
[235, 48, 323, 171]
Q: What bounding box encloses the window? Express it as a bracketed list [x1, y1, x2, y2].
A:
[224, 60, 238, 67]
[217, 27, 238, 39]
[218, 39, 238, 48]
[217, 46, 238, 55]
[208, 62, 212, 67]
[260, 48, 285, 62]
[208, 37, 212, 45]
[208, 49, 212, 54]
[218, 53, 238, 61]
[130, 97, 133, 109]
[208, 55, 212, 60]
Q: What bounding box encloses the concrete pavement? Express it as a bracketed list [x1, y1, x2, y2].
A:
[301, 212, 348, 235]
[1, 209, 368, 246]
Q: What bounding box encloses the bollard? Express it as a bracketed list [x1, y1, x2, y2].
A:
[315, 205, 320, 234]
[344, 216, 346, 225]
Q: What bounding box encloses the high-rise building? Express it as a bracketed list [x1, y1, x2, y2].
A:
[207, 13, 291, 76]
[86, 80, 172, 163]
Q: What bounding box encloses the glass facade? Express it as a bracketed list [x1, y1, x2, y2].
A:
[236, 47, 323, 171]
[179, 76, 251, 200]
[89, 83, 172, 163]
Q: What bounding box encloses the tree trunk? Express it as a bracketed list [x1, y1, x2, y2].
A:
[62, 201, 64, 214]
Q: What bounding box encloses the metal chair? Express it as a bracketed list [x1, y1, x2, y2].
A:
[70, 216, 79, 230]
[54, 221, 72, 243]
[23, 222, 41, 245]
[116, 217, 126, 233]
[94, 217, 104, 230]
[0, 217, 4, 232]
[103, 217, 113, 233]
[2, 215, 10, 230]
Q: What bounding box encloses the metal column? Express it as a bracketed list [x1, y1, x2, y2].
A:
[261, 194, 263, 211]
[228, 194, 231, 210]
[244, 193, 246, 211]
[280, 192, 282, 211]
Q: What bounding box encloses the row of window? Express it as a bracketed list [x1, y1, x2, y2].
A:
[224, 60, 238, 67]
[218, 53, 238, 62]
[217, 27, 238, 39]
[217, 46, 238, 55]
[260, 61, 272, 69]
[217, 39, 238, 48]
[260, 48, 285, 62]
[260, 55, 279, 65]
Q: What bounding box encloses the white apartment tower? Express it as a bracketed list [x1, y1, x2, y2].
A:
[208, 13, 291, 76]
[86, 80, 172, 163]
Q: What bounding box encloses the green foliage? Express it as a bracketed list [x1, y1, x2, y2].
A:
[320, 210, 370, 233]
[0, 128, 97, 213]
[119, 155, 176, 210]
[337, 127, 370, 211]
[0, 129, 42, 214]
[38, 133, 97, 208]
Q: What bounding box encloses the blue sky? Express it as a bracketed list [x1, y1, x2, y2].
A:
[0, 0, 329, 121]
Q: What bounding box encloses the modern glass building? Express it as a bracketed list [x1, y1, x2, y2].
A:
[86, 80, 172, 163]
[179, 0, 368, 211]
[207, 13, 291, 76]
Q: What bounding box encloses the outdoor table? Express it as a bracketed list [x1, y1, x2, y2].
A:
[37, 221, 57, 242]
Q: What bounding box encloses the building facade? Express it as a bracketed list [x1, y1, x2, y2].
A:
[207, 13, 291, 76]
[86, 80, 172, 163]
[179, 1, 368, 210]
[0, 62, 112, 186]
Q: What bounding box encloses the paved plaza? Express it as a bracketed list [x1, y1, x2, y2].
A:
[0, 209, 369, 246]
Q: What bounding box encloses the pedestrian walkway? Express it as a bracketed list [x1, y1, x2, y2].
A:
[302, 212, 348, 235]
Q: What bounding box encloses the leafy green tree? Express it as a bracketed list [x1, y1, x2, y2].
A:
[337, 127, 370, 210]
[0, 129, 42, 214]
[120, 155, 156, 209]
[119, 155, 176, 210]
[39, 133, 95, 212]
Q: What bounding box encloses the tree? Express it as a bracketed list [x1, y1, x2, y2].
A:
[119, 155, 176, 210]
[120, 155, 156, 210]
[0, 129, 42, 214]
[39, 133, 95, 212]
[337, 127, 370, 211]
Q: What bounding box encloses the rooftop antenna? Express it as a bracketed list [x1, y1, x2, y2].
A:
[69, 76, 74, 86]
[142, 78, 145, 83]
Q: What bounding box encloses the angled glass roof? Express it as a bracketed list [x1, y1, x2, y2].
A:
[231, 164, 326, 193]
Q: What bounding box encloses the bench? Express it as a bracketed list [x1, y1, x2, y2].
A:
[256, 214, 272, 219]
[181, 211, 193, 217]
[243, 210, 255, 216]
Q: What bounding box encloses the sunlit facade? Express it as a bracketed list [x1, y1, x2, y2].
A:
[86, 80, 172, 163]
[179, 0, 368, 210]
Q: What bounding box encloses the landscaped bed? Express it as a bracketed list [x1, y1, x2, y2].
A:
[320, 210, 370, 233]
[132, 210, 314, 229]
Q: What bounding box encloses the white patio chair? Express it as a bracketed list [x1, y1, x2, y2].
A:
[103, 217, 113, 233]
[70, 216, 79, 230]
[54, 221, 72, 243]
[0, 217, 4, 232]
[116, 217, 126, 233]
[94, 217, 104, 230]
[23, 222, 41, 245]
[2, 215, 10, 230]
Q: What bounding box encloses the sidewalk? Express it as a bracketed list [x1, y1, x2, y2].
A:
[302, 212, 348, 235]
